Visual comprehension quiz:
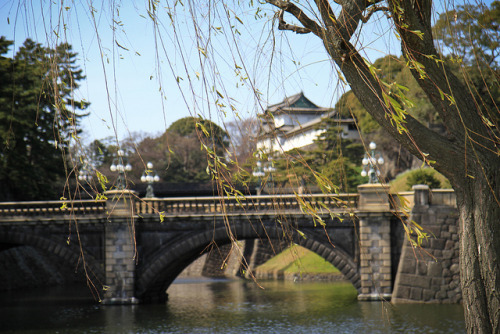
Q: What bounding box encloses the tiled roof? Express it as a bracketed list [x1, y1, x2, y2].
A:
[265, 92, 331, 114]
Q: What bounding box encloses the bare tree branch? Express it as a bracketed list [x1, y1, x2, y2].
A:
[335, 0, 372, 41]
[361, 5, 390, 23]
[314, 0, 336, 30]
[277, 10, 312, 34]
[265, 0, 324, 37]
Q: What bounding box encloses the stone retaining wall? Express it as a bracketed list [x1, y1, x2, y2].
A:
[254, 269, 345, 282]
[392, 185, 461, 303]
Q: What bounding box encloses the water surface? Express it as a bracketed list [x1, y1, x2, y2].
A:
[0, 279, 465, 333]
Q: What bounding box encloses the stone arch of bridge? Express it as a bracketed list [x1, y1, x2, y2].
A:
[136, 223, 360, 303]
[0, 229, 104, 282]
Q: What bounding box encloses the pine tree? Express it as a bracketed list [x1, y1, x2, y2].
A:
[0, 38, 88, 200]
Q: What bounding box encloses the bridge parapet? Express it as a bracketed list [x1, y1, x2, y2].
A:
[391, 189, 456, 210]
[136, 193, 359, 216]
[0, 199, 106, 219]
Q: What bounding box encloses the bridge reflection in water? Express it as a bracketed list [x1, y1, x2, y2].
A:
[0, 185, 458, 305]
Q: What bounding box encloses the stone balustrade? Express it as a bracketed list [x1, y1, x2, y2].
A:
[0, 199, 106, 218]
[135, 193, 359, 216]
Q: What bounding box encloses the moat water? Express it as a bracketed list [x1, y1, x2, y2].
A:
[0, 279, 465, 333]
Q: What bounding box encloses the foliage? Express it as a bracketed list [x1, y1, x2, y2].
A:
[306, 116, 365, 192]
[405, 169, 443, 190]
[336, 56, 439, 133]
[434, 1, 500, 132]
[0, 37, 88, 200]
[95, 117, 230, 185]
[164, 117, 229, 183]
[390, 168, 451, 193]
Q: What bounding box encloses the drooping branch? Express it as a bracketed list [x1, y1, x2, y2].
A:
[267, 0, 455, 170]
[320, 36, 457, 174]
[389, 0, 494, 156]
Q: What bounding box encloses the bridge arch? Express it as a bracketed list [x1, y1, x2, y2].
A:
[0, 229, 104, 283]
[136, 223, 360, 303]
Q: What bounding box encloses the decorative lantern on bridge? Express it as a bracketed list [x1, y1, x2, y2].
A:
[110, 149, 132, 190]
[253, 157, 277, 195]
[141, 162, 160, 198]
[361, 141, 384, 184]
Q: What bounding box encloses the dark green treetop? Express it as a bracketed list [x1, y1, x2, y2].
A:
[0, 37, 88, 200]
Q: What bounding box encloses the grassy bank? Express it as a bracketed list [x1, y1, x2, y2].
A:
[255, 244, 341, 278]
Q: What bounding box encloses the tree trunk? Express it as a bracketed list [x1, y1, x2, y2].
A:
[268, 2, 500, 331]
[457, 166, 500, 333]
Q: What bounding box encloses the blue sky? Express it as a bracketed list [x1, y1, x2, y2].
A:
[1, 1, 406, 143]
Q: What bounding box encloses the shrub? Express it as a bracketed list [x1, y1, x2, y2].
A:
[406, 169, 442, 189]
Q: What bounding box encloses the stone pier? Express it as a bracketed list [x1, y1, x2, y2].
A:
[102, 190, 139, 305]
[391, 185, 461, 303]
[357, 184, 393, 301]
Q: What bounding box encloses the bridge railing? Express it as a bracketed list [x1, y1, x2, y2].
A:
[136, 193, 359, 216]
[0, 188, 456, 219]
[0, 200, 106, 217]
[390, 189, 457, 210]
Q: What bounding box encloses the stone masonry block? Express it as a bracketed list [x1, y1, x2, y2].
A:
[380, 266, 392, 274]
[382, 273, 392, 281]
[359, 226, 372, 234]
[430, 238, 446, 250]
[380, 253, 391, 261]
[444, 240, 455, 250]
[360, 240, 372, 247]
[360, 233, 370, 240]
[380, 280, 392, 287]
[379, 238, 390, 248]
[378, 225, 391, 234]
[360, 274, 372, 281]
[397, 273, 414, 286]
[400, 257, 416, 274]
[443, 250, 454, 259]
[396, 286, 411, 299]
[423, 289, 434, 301]
[410, 275, 431, 289]
[428, 261, 443, 277]
[360, 253, 372, 261]
[410, 287, 423, 300]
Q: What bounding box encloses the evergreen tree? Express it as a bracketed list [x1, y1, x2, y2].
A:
[0, 38, 88, 200]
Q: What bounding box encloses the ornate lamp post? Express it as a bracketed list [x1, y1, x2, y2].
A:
[253, 157, 277, 195]
[141, 162, 160, 198]
[110, 149, 132, 190]
[253, 160, 265, 195]
[361, 141, 385, 184]
[78, 159, 93, 182]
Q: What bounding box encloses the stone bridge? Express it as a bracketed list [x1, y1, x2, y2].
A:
[0, 184, 459, 304]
